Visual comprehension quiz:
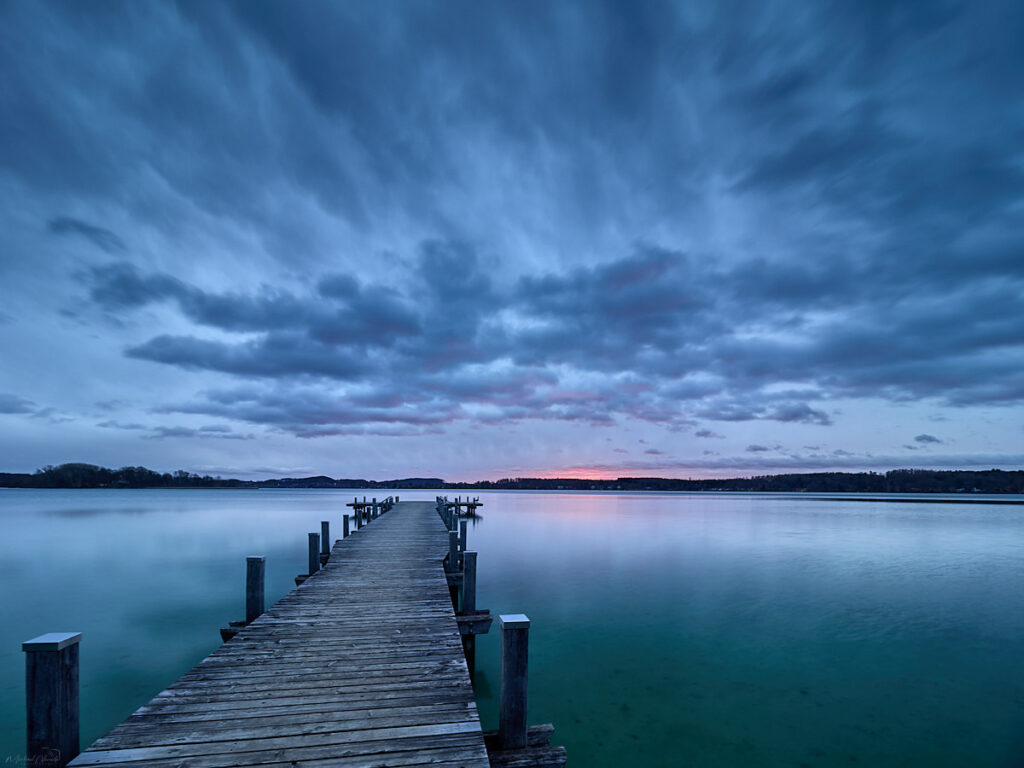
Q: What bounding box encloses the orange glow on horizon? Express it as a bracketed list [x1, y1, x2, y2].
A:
[467, 465, 719, 482]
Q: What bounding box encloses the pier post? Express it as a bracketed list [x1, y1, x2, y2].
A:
[498, 614, 530, 750]
[245, 556, 265, 624]
[321, 521, 330, 556]
[448, 530, 459, 572]
[447, 530, 459, 607]
[461, 551, 478, 673]
[372, 498, 377, 519]
[343, 513, 350, 538]
[461, 552, 477, 615]
[459, 519, 467, 570]
[396, 495, 400, 503]
[24, 632, 81, 767]
[308, 533, 320, 576]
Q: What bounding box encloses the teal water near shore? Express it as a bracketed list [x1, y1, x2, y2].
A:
[1, 489, 1023, 766]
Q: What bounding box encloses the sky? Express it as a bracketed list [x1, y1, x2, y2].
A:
[1, 0, 1023, 481]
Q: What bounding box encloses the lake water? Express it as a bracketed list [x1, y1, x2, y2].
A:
[1, 489, 1023, 766]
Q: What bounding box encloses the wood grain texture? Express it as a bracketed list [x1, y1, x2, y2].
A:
[69, 502, 490, 768]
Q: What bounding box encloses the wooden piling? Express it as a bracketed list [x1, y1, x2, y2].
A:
[498, 614, 530, 750]
[448, 530, 459, 572]
[245, 556, 265, 624]
[447, 530, 460, 606]
[459, 519, 468, 570]
[461, 551, 478, 674]
[307, 532, 320, 575]
[321, 521, 330, 555]
[24, 632, 81, 767]
[462, 551, 477, 615]
[343, 513, 350, 538]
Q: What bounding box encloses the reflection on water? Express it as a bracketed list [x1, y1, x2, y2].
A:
[1, 489, 1023, 767]
[43, 507, 155, 517]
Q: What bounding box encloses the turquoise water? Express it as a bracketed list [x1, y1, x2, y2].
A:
[2, 489, 1023, 766]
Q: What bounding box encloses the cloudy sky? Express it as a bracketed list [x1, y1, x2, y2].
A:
[2, 0, 1023, 480]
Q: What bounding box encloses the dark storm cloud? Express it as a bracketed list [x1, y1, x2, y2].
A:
[87, 227, 1022, 434]
[695, 429, 725, 439]
[97, 420, 146, 430]
[914, 433, 943, 444]
[146, 426, 254, 441]
[0, 394, 37, 414]
[48, 217, 125, 253]
[5, 0, 1024, 448]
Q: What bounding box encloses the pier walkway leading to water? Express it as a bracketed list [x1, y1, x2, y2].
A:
[67, 501, 495, 768]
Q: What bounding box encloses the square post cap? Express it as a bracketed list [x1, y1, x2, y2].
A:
[499, 614, 530, 629]
[246, 555, 266, 562]
[23, 632, 82, 652]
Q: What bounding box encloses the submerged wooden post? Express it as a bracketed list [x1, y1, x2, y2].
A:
[343, 513, 350, 538]
[321, 521, 330, 555]
[498, 614, 530, 750]
[245, 556, 265, 624]
[459, 519, 468, 570]
[308, 532, 320, 575]
[24, 632, 81, 767]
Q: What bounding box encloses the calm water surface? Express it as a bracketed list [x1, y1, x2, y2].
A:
[1, 489, 1023, 766]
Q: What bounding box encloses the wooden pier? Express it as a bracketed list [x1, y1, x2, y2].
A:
[26, 499, 564, 768]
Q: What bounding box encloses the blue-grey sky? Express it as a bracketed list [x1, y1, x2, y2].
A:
[2, 0, 1023, 480]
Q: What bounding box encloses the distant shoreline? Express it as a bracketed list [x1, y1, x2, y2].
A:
[2, 463, 1023, 495]
[2, 486, 1023, 504]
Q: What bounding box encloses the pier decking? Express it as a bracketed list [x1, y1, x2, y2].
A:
[70, 501, 491, 768]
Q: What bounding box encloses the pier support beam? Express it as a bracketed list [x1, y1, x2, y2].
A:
[447, 530, 460, 607]
[222, 556, 266, 640]
[343, 513, 350, 538]
[461, 551, 478, 673]
[24, 632, 81, 767]
[308, 532, 320, 576]
[459, 519, 468, 570]
[246, 556, 265, 624]
[498, 614, 530, 750]
[320, 521, 331, 564]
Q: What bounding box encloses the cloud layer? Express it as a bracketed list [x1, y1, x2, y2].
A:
[1, 0, 1023, 476]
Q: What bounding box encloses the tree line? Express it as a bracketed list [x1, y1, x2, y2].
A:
[1, 463, 1023, 493]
